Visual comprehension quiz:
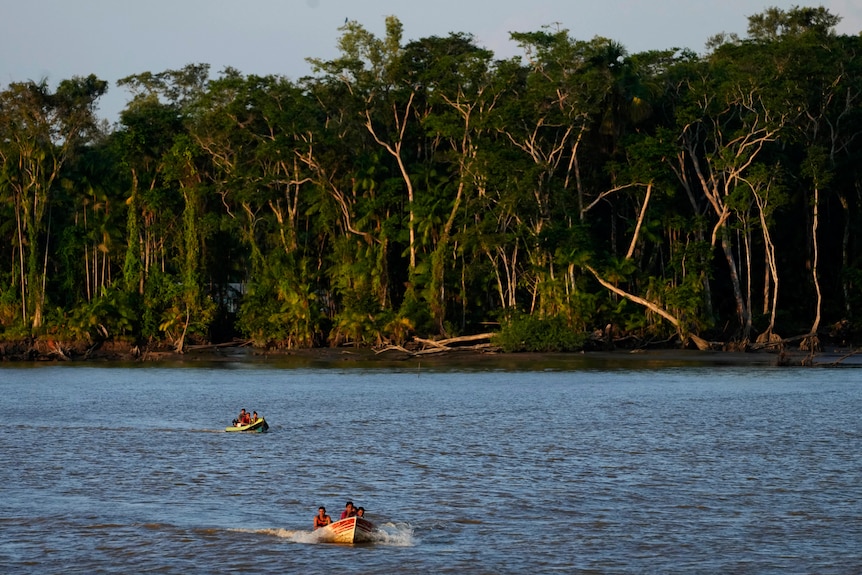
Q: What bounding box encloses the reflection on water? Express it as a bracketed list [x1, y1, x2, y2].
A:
[1, 362, 861, 574]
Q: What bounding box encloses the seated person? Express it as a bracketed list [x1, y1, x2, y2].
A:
[355, 507, 365, 518]
[251, 411, 259, 423]
[313, 506, 332, 530]
[232, 408, 247, 427]
[340, 501, 356, 519]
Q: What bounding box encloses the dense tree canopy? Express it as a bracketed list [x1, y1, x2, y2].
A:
[2, 7, 861, 352]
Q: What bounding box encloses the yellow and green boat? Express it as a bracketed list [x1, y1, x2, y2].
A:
[225, 418, 269, 433]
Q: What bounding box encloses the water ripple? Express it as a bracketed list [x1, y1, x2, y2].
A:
[1, 365, 861, 573]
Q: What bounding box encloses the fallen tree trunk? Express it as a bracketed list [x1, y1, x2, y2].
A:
[585, 265, 710, 351]
[185, 340, 254, 351]
[413, 333, 494, 349]
[375, 335, 497, 357]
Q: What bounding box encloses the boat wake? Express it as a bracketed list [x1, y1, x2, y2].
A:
[369, 522, 416, 546]
[242, 522, 415, 546]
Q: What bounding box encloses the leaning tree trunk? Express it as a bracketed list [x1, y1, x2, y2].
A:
[585, 265, 709, 350]
[803, 185, 823, 352]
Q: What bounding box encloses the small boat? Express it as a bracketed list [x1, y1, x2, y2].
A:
[319, 516, 375, 544]
[225, 418, 269, 433]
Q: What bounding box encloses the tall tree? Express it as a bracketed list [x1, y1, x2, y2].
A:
[751, 7, 862, 346]
[117, 64, 215, 349]
[405, 33, 501, 332]
[0, 75, 107, 330]
[668, 47, 789, 342]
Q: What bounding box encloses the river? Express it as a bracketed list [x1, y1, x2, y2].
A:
[1, 359, 860, 573]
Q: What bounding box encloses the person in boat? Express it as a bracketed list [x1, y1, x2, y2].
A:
[340, 501, 356, 519]
[232, 408, 248, 427]
[355, 507, 365, 518]
[240, 409, 251, 425]
[251, 411, 259, 423]
[313, 506, 332, 530]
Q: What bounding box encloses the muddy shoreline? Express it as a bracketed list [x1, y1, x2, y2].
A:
[1, 338, 859, 368]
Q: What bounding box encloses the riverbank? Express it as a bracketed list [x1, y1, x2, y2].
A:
[2, 337, 860, 367]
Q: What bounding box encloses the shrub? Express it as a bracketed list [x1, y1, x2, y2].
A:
[493, 312, 587, 352]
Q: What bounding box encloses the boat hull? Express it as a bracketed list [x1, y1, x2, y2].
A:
[225, 418, 269, 432]
[320, 516, 375, 544]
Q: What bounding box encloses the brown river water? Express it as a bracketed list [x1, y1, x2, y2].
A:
[1, 360, 860, 573]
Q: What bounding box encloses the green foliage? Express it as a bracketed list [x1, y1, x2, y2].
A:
[493, 311, 587, 352]
[140, 271, 182, 339]
[329, 286, 386, 347]
[236, 267, 324, 348]
[3, 8, 862, 351]
[747, 6, 839, 41]
[0, 284, 27, 338]
[395, 289, 433, 337]
[63, 287, 141, 341]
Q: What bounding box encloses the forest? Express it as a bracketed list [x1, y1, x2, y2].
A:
[1, 6, 861, 356]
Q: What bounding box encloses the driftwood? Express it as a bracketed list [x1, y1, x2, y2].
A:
[374, 344, 413, 355]
[47, 340, 70, 361]
[376, 333, 497, 357]
[185, 340, 254, 351]
[750, 332, 815, 350]
[412, 343, 497, 355]
[822, 348, 862, 366]
[413, 333, 494, 348]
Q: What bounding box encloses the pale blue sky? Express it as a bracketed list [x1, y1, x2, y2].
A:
[2, 0, 860, 123]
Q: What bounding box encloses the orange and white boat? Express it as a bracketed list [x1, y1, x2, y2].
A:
[319, 516, 375, 544]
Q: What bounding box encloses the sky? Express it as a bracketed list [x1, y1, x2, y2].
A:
[2, 0, 861, 123]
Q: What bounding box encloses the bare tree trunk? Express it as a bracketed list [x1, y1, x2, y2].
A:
[719, 230, 751, 341]
[810, 185, 822, 334]
[40, 207, 51, 319]
[743, 226, 752, 329]
[762, 242, 770, 316]
[364, 93, 416, 271]
[15, 195, 27, 325]
[625, 183, 652, 259]
[174, 308, 191, 354]
[754, 191, 780, 336]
